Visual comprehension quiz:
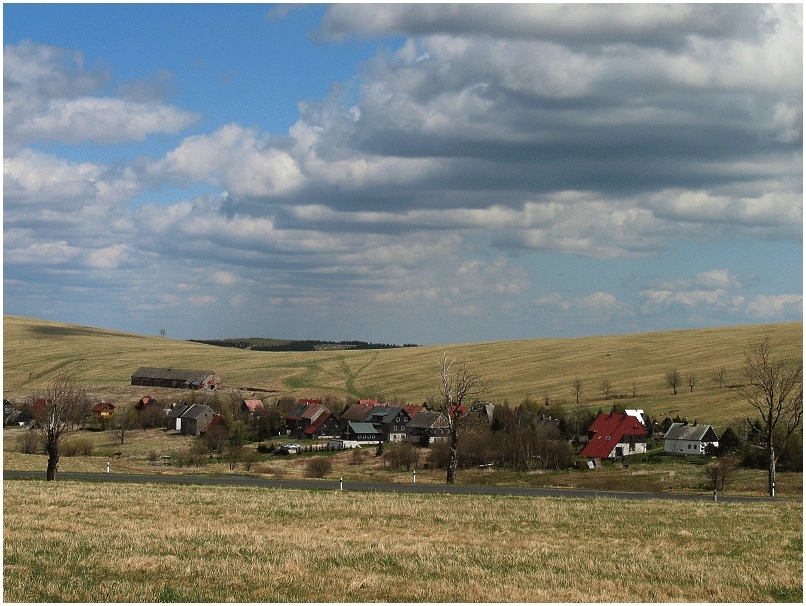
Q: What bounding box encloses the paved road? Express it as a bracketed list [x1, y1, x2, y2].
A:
[4, 470, 788, 503]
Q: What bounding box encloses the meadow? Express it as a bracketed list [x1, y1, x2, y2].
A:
[3, 479, 801, 602]
[4, 315, 803, 429]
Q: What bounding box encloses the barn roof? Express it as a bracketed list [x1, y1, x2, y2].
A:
[131, 367, 217, 385]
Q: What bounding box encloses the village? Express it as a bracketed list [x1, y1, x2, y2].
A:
[6, 366, 730, 475]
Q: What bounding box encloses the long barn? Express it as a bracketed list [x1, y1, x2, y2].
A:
[131, 367, 221, 390]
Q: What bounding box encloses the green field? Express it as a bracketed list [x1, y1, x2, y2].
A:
[3, 480, 801, 602]
[3, 315, 802, 429]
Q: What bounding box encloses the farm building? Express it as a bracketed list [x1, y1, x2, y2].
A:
[580, 411, 647, 461]
[131, 367, 221, 390]
[663, 422, 719, 455]
[167, 403, 191, 431]
[178, 404, 219, 436]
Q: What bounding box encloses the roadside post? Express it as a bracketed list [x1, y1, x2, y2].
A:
[339, 476, 343, 491]
[413, 469, 416, 484]
[106, 462, 110, 474]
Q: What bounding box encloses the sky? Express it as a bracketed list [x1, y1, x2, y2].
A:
[3, 3, 803, 345]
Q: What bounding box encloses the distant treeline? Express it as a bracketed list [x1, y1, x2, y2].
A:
[188, 338, 419, 352]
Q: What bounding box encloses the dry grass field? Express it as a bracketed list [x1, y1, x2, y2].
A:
[3, 479, 801, 603]
[3, 315, 802, 429]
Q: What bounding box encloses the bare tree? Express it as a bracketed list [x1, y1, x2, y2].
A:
[687, 374, 697, 393]
[665, 369, 681, 395]
[705, 455, 738, 495]
[437, 352, 490, 484]
[735, 338, 803, 497]
[715, 367, 727, 389]
[600, 378, 612, 400]
[571, 378, 583, 404]
[113, 407, 139, 445]
[32, 374, 88, 481]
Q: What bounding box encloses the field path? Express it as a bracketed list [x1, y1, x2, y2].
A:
[3, 470, 789, 503]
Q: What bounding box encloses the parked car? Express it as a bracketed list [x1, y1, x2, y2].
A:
[283, 443, 302, 453]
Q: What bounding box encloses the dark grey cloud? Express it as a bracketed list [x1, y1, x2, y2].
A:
[317, 4, 770, 50]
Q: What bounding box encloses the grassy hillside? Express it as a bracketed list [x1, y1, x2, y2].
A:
[3, 315, 802, 428]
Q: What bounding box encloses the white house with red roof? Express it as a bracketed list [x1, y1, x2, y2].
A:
[580, 411, 647, 461]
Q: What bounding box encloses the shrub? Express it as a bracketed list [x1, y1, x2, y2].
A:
[348, 447, 369, 465]
[16, 431, 42, 454]
[305, 456, 333, 478]
[61, 437, 94, 457]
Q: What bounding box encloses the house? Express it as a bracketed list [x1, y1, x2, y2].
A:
[131, 367, 221, 390]
[339, 402, 377, 430]
[343, 421, 383, 443]
[406, 410, 451, 444]
[580, 412, 647, 461]
[286, 401, 330, 439]
[91, 402, 116, 419]
[179, 404, 219, 436]
[241, 399, 264, 415]
[303, 411, 342, 440]
[135, 395, 158, 410]
[663, 422, 720, 455]
[365, 406, 415, 442]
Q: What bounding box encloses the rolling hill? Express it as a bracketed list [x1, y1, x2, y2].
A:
[3, 315, 802, 428]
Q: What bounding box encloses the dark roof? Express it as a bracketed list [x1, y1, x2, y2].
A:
[181, 404, 215, 420]
[580, 412, 647, 459]
[346, 421, 383, 435]
[663, 423, 719, 442]
[167, 403, 190, 418]
[131, 367, 217, 385]
[407, 410, 450, 430]
[340, 403, 376, 422]
[91, 402, 115, 412]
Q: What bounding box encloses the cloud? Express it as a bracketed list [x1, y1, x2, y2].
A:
[4, 40, 199, 146]
[746, 294, 803, 318]
[3, 7, 801, 343]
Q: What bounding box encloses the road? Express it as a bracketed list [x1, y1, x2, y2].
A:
[3, 470, 788, 503]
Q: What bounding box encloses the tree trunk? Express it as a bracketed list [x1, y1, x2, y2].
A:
[446, 430, 459, 484]
[46, 437, 60, 481]
[768, 444, 777, 497]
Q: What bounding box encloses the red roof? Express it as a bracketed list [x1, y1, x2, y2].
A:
[91, 402, 115, 413]
[243, 399, 264, 413]
[304, 411, 334, 435]
[402, 404, 424, 418]
[135, 395, 157, 409]
[580, 412, 647, 458]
